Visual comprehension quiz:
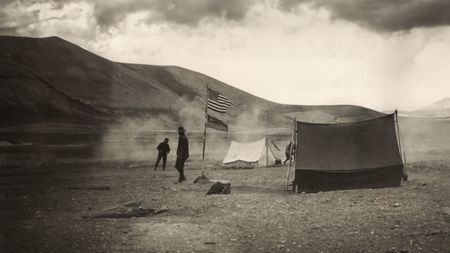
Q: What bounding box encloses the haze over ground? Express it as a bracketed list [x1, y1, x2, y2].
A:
[1, 0, 450, 111]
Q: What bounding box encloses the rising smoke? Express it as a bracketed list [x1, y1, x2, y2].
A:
[98, 96, 294, 165]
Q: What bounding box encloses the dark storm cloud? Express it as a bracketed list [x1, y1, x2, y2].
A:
[0, 26, 20, 35]
[0, 0, 71, 36]
[0, 4, 40, 35]
[0, 0, 70, 8]
[93, 0, 255, 29]
[279, 0, 450, 32]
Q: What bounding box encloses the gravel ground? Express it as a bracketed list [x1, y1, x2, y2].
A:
[1, 160, 449, 253]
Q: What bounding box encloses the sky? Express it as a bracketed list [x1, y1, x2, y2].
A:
[1, 0, 450, 111]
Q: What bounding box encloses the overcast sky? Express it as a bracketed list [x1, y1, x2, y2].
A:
[2, 0, 450, 111]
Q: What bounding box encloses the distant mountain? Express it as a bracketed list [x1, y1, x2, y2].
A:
[404, 98, 450, 117]
[0, 35, 383, 129]
[422, 97, 450, 110]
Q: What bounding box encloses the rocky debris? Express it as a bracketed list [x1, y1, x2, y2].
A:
[82, 201, 168, 219]
[66, 185, 111, 190]
[385, 247, 409, 253]
[193, 175, 209, 184]
[3, 160, 450, 252]
[206, 181, 231, 195]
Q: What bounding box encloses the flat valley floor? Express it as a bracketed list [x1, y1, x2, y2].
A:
[1, 160, 449, 253]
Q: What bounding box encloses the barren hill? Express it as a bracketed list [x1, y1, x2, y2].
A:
[0, 36, 383, 129]
[409, 98, 450, 117]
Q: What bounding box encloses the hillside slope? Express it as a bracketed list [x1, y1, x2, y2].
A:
[410, 98, 450, 117]
[0, 36, 383, 129]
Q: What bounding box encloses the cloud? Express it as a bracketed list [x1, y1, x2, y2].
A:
[278, 0, 450, 32]
[93, 0, 255, 29]
[4, 0, 450, 36]
[0, 0, 99, 46]
[0, 3, 39, 35]
[0, 0, 258, 33]
[0, 1, 66, 35]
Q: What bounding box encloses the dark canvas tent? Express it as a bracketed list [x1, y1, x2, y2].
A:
[293, 113, 405, 192]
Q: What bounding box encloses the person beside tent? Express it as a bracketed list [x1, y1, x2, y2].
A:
[175, 126, 189, 183]
[284, 141, 294, 164]
[154, 138, 170, 170]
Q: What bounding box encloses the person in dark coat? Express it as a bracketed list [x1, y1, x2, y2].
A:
[284, 141, 293, 164]
[154, 138, 170, 170]
[175, 126, 189, 183]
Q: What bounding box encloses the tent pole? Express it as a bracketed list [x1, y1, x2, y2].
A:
[293, 118, 298, 191]
[286, 117, 296, 191]
[201, 86, 209, 177]
[265, 111, 268, 166]
[394, 110, 407, 179]
[394, 110, 406, 163]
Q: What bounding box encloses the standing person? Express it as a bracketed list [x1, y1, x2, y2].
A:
[154, 138, 170, 170]
[284, 141, 292, 164]
[175, 126, 189, 183]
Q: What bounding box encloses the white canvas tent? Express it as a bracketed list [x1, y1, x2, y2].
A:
[222, 138, 283, 168]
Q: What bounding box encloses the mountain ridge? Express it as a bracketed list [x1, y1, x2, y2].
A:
[399, 97, 450, 118]
[0, 35, 384, 129]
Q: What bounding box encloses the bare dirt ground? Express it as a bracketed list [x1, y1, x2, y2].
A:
[1, 159, 449, 253]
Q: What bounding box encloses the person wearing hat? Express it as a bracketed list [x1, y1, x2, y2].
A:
[154, 138, 170, 170]
[175, 126, 189, 182]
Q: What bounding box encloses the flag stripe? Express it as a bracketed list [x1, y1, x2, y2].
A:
[208, 101, 228, 110]
[208, 105, 228, 112]
[208, 107, 227, 113]
[217, 99, 231, 105]
[217, 98, 230, 104]
[208, 99, 229, 109]
[217, 96, 230, 101]
[212, 96, 231, 105]
[218, 94, 230, 101]
[208, 105, 228, 113]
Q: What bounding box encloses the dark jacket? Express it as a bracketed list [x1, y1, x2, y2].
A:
[285, 143, 295, 155]
[157, 143, 170, 154]
[176, 134, 189, 159]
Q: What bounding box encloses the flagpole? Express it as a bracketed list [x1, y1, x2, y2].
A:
[201, 86, 208, 177]
[265, 110, 268, 166]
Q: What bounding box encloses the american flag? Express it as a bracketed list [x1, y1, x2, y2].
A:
[207, 88, 231, 113]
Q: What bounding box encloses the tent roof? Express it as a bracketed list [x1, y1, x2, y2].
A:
[295, 113, 403, 172]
